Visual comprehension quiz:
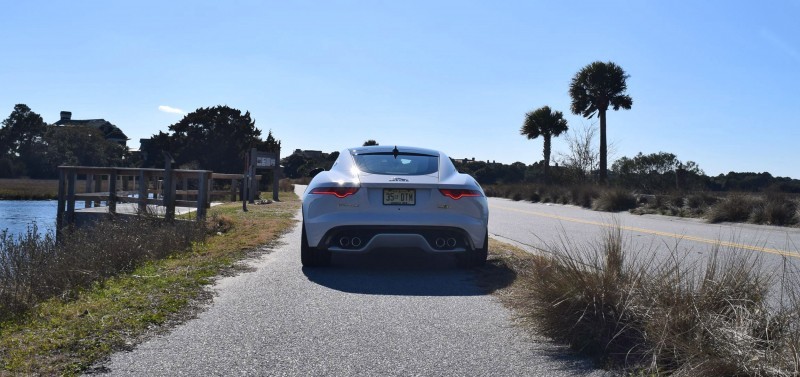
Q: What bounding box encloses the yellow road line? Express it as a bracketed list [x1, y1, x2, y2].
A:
[492, 204, 800, 259]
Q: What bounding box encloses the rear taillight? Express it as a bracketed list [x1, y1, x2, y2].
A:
[439, 189, 482, 200]
[310, 187, 360, 198]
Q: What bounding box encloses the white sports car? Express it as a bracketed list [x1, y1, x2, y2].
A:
[301, 145, 489, 267]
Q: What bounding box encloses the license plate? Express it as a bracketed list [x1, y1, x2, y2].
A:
[383, 189, 415, 205]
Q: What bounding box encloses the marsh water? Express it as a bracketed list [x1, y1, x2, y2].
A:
[0, 200, 86, 237]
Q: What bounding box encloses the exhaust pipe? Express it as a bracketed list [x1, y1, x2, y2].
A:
[446, 238, 457, 248]
[339, 237, 351, 248]
[351, 237, 362, 248]
[435, 238, 446, 248]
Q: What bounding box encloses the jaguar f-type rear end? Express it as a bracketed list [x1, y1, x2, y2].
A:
[301, 146, 489, 267]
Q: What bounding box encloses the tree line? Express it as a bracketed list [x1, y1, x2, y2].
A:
[0, 104, 128, 178]
[456, 152, 800, 194]
[0, 104, 276, 179]
[278, 142, 800, 193]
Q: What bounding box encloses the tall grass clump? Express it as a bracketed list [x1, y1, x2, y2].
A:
[706, 193, 759, 223]
[570, 185, 600, 208]
[515, 227, 649, 365]
[593, 188, 638, 212]
[278, 178, 295, 192]
[0, 217, 208, 318]
[638, 248, 785, 376]
[749, 193, 798, 226]
[504, 227, 800, 375]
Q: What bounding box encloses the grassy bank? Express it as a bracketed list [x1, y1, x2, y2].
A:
[484, 233, 800, 376]
[0, 191, 299, 375]
[0, 178, 66, 200]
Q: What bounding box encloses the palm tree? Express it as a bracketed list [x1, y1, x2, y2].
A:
[569, 61, 633, 183]
[520, 106, 569, 180]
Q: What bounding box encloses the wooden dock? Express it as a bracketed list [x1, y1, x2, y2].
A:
[56, 166, 255, 231]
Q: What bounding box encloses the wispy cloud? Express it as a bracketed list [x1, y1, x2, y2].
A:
[158, 105, 185, 115]
[760, 29, 800, 63]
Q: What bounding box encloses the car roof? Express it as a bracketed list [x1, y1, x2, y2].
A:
[349, 145, 440, 156]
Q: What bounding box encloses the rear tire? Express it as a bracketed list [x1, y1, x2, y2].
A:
[301, 222, 331, 267]
[459, 230, 488, 268]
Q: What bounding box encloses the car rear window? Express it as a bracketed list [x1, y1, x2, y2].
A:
[353, 153, 439, 175]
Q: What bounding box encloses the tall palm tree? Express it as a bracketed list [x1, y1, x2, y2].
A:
[520, 106, 569, 180]
[569, 61, 633, 183]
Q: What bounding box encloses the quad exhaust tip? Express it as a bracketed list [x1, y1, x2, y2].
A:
[434, 237, 458, 249]
[339, 236, 362, 248]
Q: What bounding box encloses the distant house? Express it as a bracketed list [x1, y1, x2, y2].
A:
[293, 149, 324, 160]
[54, 111, 129, 147]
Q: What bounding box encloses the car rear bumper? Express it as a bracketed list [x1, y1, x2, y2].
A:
[316, 225, 480, 253]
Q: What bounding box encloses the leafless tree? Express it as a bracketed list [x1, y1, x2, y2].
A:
[555, 123, 616, 182]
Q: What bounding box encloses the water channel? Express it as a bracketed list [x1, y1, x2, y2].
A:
[0, 200, 86, 238]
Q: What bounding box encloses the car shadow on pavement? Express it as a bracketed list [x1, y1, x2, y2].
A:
[302, 248, 516, 296]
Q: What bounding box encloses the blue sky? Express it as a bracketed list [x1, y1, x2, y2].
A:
[1, 1, 798, 178]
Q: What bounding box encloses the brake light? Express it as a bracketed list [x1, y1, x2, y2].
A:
[310, 187, 360, 198]
[439, 189, 482, 200]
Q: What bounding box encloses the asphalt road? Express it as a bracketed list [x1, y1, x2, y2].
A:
[99, 192, 800, 376]
[488, 197, 800, 279]
[98, 189, 609, 376]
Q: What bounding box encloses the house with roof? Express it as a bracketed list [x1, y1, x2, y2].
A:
[54, 111, 129, 147]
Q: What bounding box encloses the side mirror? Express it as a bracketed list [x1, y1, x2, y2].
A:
[308, 167, 324, 178]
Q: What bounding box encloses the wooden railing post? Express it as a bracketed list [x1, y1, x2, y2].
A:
[57, 167, 66, 236]
[197, 171, 210, 220]
[163, 160, 175, 221]
[138, 170, 148, 213]
[273, 166, 281, 201]
[66, 170, 76, 225]
[108, 170, 118, 214]
[94, 175, 102, 207]
[85, 174, 93, 208]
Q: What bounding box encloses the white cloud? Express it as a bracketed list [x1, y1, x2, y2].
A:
[158, 105, 185, 114]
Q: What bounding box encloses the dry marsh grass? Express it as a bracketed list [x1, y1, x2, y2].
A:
[486, 229, 800, 376]
[707, 193, 800, 226]
[0, 217, 207, 318]
[0, 192, 300, 375]
[0, 178, 63, 199]
[592, 188, 638, 212]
